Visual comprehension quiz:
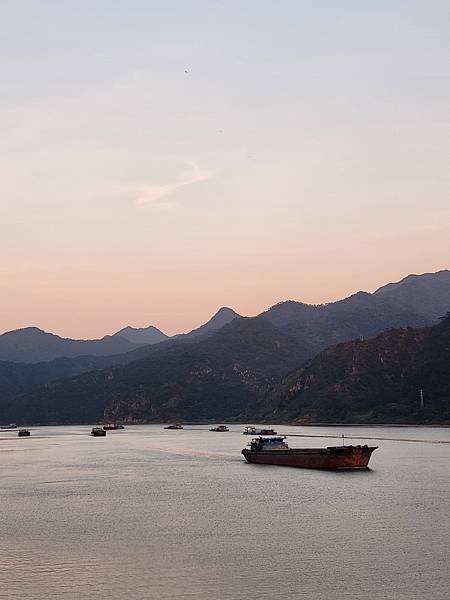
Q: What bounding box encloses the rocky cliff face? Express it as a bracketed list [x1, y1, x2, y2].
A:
[260, 314, 450, 424]
[104, 317, 305, 423]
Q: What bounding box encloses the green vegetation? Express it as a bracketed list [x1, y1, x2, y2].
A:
[262, 314, 450, 424]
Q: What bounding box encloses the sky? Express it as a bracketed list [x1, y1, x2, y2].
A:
[1, 1, 449, 338]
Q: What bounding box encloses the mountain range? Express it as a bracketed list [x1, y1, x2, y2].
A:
[0, 327, 138, 363]
[0, 269, 449, 425]
[261, 290, 429, 355]
[0, 307, 240, 363]
[0, 317, 305, 425]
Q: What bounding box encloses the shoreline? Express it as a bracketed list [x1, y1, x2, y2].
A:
[2, 421, 450, 429]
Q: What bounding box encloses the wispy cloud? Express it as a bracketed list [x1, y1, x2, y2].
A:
[132, 163, 211, 206]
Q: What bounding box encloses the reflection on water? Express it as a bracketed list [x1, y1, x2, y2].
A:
[1, 425, 449, 599]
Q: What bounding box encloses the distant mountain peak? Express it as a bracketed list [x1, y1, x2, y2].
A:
[374, 269, 450, 321]
[115, 325, 164, 335]
[199, 306, 240, 325]
[180, 307, 241, 339]
[113, 325, 169, 346]
[0, 326, 71, 343]
[3, 326, 48, 336]
[210, 306, 240, 319]
[117, 326, 134, 333]
[375, 269, 450, 292]
[347, 290, 372, 299]
[333, 290, 375, 307]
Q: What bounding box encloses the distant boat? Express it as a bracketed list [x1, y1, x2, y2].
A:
[164, 423, 184, 430]
[210, 425, 229, 432]
[18, 429, 30, 437]
[102, 424, 124, 430]
[91, 427, 106, 437]
[243, 426, 277, 436]
[242, 437, 377, 470]
[0, 423, 18, 430]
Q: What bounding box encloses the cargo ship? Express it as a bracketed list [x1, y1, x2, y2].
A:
[242, 436, 377, 470]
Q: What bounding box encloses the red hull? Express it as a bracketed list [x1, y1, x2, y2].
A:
[242, 445, 377, 470]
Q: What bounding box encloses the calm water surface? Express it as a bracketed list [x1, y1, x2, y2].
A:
[1, 424, 449, 599]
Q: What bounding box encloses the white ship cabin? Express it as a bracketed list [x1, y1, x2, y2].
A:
[249, 436, 289, 451]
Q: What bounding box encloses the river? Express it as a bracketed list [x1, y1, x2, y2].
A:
[1, 424, 449, 599]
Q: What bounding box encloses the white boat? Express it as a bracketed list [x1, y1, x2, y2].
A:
[243, 426, 277, 436]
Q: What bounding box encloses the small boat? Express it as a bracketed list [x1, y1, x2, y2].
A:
[102, 424, 125, 430]
[243, 426, 277, 436]
[210, 425, 229, 432]
[0, 423, 18, 430]
[18, 429, 31, 437]
[164, 424, 183, 430]
[242, 437, 377, 470]
[91, 427, 106, 437]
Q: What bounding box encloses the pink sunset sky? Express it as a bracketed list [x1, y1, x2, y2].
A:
[1, 2, 449, 338]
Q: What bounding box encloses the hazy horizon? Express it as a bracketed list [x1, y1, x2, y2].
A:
[1, 1, 449, 338]
[1, 267, 449, 339]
